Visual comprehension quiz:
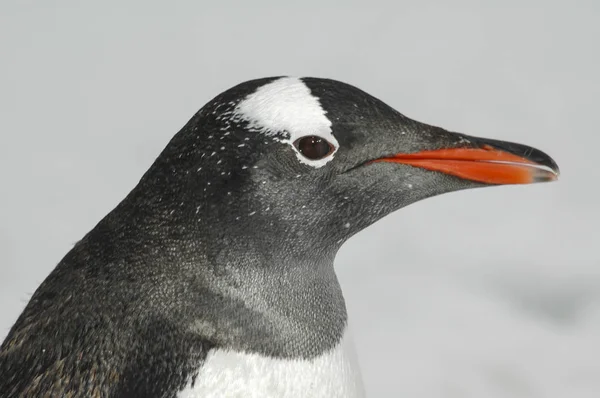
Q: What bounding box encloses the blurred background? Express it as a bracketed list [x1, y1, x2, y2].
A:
[1, 1, 598, 396]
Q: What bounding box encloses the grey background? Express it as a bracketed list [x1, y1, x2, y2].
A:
[1, 1, 598, 396]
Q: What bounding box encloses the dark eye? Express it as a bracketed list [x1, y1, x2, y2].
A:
[293, 136, 335, 160]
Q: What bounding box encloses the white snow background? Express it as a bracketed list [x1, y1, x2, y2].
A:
[1, 1, 598, 397]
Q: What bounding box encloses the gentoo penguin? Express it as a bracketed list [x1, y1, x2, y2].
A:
[0, 77, 559, 398]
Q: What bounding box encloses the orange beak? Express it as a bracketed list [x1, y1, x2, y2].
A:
[372, 144, 560, 185]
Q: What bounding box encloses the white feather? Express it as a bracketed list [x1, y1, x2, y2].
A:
[178, 328, 365, 398]
[233, 77, 339, 168]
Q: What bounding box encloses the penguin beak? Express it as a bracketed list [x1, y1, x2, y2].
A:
[372, 136, 560, 185]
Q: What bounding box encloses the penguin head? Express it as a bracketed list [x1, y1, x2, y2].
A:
[139, 77, 559, 258]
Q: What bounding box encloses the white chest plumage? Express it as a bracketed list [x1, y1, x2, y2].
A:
[178, 328, 365, 398]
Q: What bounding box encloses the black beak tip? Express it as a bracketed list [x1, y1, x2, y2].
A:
[523, 146, 560, 176]
[473, 136, 560, 178]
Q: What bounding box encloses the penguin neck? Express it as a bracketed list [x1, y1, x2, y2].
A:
[185, 230, 349, 359]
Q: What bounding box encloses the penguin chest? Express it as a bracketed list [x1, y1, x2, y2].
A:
[178, 332, 365, 398]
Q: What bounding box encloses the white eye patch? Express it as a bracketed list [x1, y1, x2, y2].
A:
[233, 77, 339, 168]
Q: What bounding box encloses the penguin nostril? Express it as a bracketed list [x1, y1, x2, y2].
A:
[293, 136, 335, 160]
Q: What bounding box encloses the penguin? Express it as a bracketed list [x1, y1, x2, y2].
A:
[0, 77, 559, 398]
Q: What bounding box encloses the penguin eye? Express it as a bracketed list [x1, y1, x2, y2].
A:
[293, 136, 335, 160]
